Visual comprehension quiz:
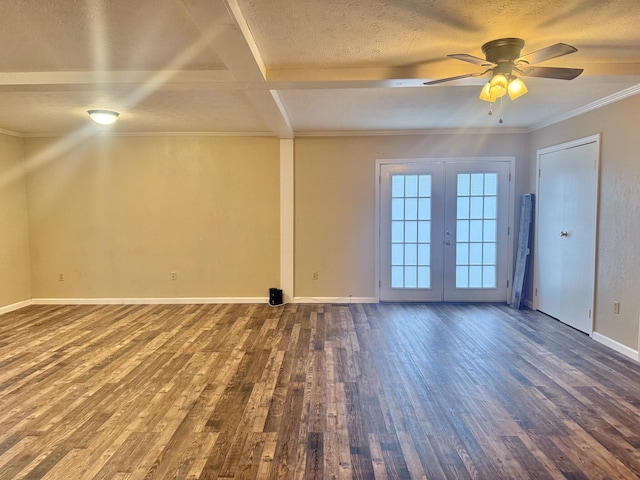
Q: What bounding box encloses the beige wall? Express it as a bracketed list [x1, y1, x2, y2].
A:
[530, 94, 640, 350]
[25, 135, 280, 299]
[5, 93, 637, 355]
[294, 133, 530, 299]
[0, 134, 30, 308]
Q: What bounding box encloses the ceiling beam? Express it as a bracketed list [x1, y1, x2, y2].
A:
[0, 70, 234, 86]
[0, 63, 637, 94]
[179, 0, 293, 138]
[267, 63, 640, 84]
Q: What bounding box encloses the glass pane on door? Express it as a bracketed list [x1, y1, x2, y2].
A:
[455, 173, 498, 289]
[379, 162, 444, 302]
[390, 174, 432, 289]
[442, 161, 510, 302]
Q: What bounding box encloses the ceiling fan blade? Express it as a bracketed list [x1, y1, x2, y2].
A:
[520, 65, 584, 80]
[516, 43, 578, 65]
[448, 54, 496, 68]
[423, 71, 488, 86]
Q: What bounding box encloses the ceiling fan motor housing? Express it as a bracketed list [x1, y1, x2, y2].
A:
[482, 38, 525, 76]
[482, 38, 525, 63]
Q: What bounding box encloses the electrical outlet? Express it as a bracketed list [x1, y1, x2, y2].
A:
[312, 271, 318, 280]
[613, 301, 620, 314]
[171, 272, 178, 281]
[58, 273, 64, 282]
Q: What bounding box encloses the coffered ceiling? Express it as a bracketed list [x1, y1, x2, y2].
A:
[1, 0, 639, 137]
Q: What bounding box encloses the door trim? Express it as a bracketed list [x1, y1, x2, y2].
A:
[533, 134, 600, 334]
[375, 157, 516, 303]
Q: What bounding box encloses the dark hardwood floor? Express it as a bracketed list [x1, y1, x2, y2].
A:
[1, 302, 639, 479]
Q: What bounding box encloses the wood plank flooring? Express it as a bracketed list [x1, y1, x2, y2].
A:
[1, 302, 640, 479]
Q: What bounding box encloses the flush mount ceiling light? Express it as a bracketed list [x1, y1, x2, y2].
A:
[88, 109, 119, 125]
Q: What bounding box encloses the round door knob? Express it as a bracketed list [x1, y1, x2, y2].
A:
[445, 240, 451, 245]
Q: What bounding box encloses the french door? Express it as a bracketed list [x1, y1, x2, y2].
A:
[379, 160, 511, 302]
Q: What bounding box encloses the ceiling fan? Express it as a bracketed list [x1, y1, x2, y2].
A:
[424, 37, 583, 86]
[423, 38, 583, 121]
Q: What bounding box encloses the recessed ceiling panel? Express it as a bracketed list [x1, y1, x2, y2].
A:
[276, 78, 640, 133]
[0, 89, 271, 136]
[0, 0, 225, 71]
[238, 0, 640, 69]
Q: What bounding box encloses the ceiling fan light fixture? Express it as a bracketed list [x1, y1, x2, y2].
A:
[479, 82, 493, 102]
[479, 75, 528, 103]
[88, 109, 119, 125]
[489, 74, 508, 99]
[507, 77, 528, 100]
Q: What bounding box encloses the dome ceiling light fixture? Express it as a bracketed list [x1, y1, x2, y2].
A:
[424, 38, 584, 123]
[88, 109, 120, 125]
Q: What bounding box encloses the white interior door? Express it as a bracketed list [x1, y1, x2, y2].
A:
[536, 138, 598, 334]
[380, 160, 511, 302]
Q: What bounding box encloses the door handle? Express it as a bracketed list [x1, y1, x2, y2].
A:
[445, 240, 451, 245]
[560, 231, 568, 238]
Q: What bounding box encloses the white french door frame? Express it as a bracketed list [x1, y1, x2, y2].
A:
[375, 157, 516, 303]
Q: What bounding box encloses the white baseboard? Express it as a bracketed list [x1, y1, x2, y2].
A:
[0, 299, 32, 315]
[31, 297, 268, 305]
[592, 332, 639, 362]
[5, 296, 379, 310]
[293, 296, 378, 304]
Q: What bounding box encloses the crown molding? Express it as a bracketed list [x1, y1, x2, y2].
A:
[21, 130, 277, 138]
[530, 83, 640, 132]
[295, 127, 528, 137]
[20, 127, 529, 139]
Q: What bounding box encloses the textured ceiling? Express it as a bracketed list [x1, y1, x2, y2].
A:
[0, 0, 638, 136]
[240, 0, 640, 68]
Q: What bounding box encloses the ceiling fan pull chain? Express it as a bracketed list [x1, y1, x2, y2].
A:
[499, 96, 504, 124]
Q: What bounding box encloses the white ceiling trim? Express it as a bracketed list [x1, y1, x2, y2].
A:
[0, 127, 22, 137]
[0, 70, 235, 87]
[225, 0, 267, 78]
[21, 130, 276, 139]
[20, 127, 529, 139]
[295, 127, 529, 137]
[530, 83, 640, 131]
